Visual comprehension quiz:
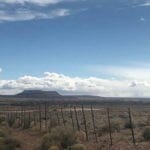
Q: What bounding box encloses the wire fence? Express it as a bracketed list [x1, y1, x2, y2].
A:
[0, 103, 150, 146]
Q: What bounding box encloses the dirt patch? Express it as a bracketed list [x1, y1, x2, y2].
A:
[10, 128, 42, 150]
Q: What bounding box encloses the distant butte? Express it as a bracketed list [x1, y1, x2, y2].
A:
[16, 90, 62, 98]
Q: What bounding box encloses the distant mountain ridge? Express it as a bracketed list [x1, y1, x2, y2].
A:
[0, 90, 150, 106]
[0, 90, 150, 103]
[0, 90, 103, 100]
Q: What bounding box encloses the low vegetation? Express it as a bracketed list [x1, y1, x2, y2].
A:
[70, 144, 85, 150]
[143, 127, 150, 141]
[40, 126, 76, 150]
[0, 104, 149, 150]
[0, 127, 20, 150]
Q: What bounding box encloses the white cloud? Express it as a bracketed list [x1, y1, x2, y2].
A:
[0, 68, 2, 73]
[139, 1, 150, 6]
[0, 72, 150, 97]
[89, 65, 150, 81]
[0, 0, 77, 6]
[0, 0, 84, 22]
[0, 9, 70, 22]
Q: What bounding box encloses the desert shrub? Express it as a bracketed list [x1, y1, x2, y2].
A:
[0, 116, 5, 124]
[23, 118, 30, 129]
[31, 123, 39, 131]
[118, 114, 128, 119]
[0, 121, 7, 126]
[12, 119, 20, 128]
[0, 144, 6, 150]
[7, 117, 15, 127]
[124, 122, 135, 129]
[30, 121, 35, 127]
[70, 144, 85, 150]
[75, 131, 86, 142]
[49, 118, 58, 129]
[111, 122, 121, 132]
[40, 134, 52, 150]
[4, 138, 20, 149]
[98, 122, 121, 136]
[137, 122, 146, 128]
[0, 129, 6, 138]
[40, 126, 76, 150]
[143, 127, 150, 141]
[0, 127, 20, 150]
[0, 138, 20, 150]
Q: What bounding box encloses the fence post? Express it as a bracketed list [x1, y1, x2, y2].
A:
[49, 109, 52, 129]
[20, 106, 23, 128]
[91, 105, 98, 142]
[74, 106, 80, 131]
[28, 111, 31, 128]
[60, 106, 65, 126]
[44, 102, 47, 129]
[33, 110, 36, 126]
[39, 105, 42, 131]
[33, 107, 36, 126]
[15, 107, 17, 122]
[56, 107, 60, 126]
[70, 106, 75, 130]
[81, 105, 89, 141]
[18, 107, 20, 127]
[107, 108, 112, 146]
[23, 107, 26, 129]
[128, 107, 135, 144]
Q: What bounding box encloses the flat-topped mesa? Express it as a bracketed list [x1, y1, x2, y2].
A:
[16, 90, 62, 98]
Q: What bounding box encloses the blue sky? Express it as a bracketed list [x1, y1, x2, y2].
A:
[0, 0, 150, 96]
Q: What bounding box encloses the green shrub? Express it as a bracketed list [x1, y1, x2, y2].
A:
[124, 122, 135, 129]
[23, 118, 30, 129]
[13, 119, 21, 128]
[143, 127, 150, 141]
[4, 138, 20, 150]
[40, 134, 52, 150]
[0, 116, 5, 124]
[0, 129, 6, 138]
[99, 122, 120, 135]
[0, 144, 6, 150]
[40, 126, 76, 150]
[70, 144, 85, 150]
[0, 127, 20, 150]
[0, 121, 7, 126]
[7, 117, 15, 127]
[111, 122, 121, 132]
[49, 118, 58, 129]
[0, 138, 20, 150]
[137, 122, 146, 128]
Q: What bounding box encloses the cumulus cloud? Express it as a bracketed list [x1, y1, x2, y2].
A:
[0, 72, 150, 97]
[0, 9, 70, 22]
